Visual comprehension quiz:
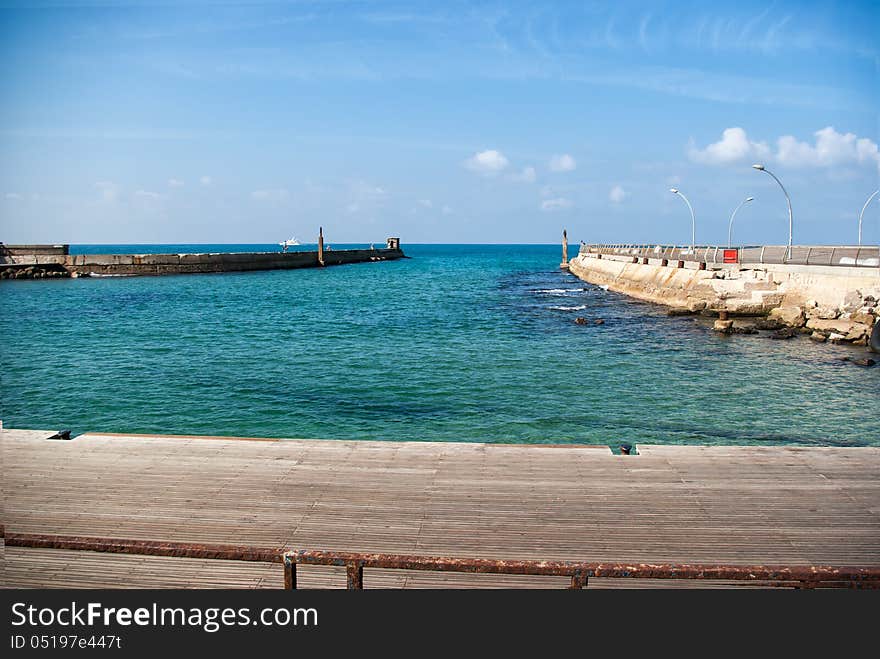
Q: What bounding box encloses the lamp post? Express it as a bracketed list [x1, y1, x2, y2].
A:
[727, 196, 754, 248]
[669, 188, 695, 252]
[858, 190, 879, 246]
[752, 164, 792, 260]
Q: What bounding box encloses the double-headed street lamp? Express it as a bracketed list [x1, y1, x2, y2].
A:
[752, 164, 792, 260]
[669, 188, 695, 252]
[727, 196, 754, 248]
[858, 190, 879, 246]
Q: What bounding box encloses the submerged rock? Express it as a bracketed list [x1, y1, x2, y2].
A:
[594, 319, 605, 325]
[809, 332, 827, 342]
[839, 356, 876, 368]
[713, 319, 734, 333]
[574, 317, 588, 325]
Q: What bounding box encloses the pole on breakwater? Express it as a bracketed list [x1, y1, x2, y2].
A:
[561, 229, 569, 269]
[318, 227, 325, 266]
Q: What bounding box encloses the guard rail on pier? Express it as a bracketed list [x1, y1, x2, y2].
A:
[578, 243, 880, 268]
[5, 531, 879, 589]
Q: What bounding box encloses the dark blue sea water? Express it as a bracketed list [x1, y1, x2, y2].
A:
[1, 244, 877, 448]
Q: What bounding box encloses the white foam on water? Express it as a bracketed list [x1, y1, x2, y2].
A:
[548, 304, 589, 311]
[531, 288, 584, 294]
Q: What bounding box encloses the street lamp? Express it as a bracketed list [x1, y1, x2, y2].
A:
[728, 196, 754, 248]
[669, 188, 695, 252]
[752, 164, 792, 260]
[858, 189, 879, 246]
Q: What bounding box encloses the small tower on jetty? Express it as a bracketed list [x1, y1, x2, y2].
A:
[560, 228, 569, 270]
[318, 227, 325, 266]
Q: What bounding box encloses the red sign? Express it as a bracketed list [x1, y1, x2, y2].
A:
[723, 249, 738, 264]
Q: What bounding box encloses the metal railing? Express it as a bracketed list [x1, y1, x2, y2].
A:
[6, 531, 880, 589]
[282, 549, 880, 590]
[577, 243, 880, 268]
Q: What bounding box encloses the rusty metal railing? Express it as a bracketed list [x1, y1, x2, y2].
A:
[3, 530, 283, 564]
[5, 530, 880, 589]
[284, 549, 880, 590]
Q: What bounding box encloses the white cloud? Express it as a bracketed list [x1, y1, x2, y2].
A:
[345, 180, 388, 215]
[541, 197, 573, 211]
[510, 166, 536, 183]
[465, 149, 509, 175]
[94, 181, 119, 202]
[200, 176, 212, 186]
[252, 188, 290, 202]
[687, 127, 770, 164]
[688, 126, 880, 171]
[5, 192, 22, 200]
[418, 199, 433, 208]
[609, 185, 627, 203]
[167, 178, 185, 188]
[548, 154, 576, 172]
[776, 126, 880, 170]
[351, 180, 388, 199]
[134, 189, 163, 199]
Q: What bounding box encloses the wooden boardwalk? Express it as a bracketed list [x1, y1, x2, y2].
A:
[3, 428, 879, 588]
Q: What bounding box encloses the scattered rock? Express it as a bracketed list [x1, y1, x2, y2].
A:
[594, 319, 605, 325]
[850, 311, 876, 326]
[809, 332, 827, 342]
[828, 332, 846, 343]
[806, 318, 870, 342]
[713, 320, 734, 333]
[666, 308, 693, 316]
[768, 305, 805, 327]
[753, 317, 783, 330]
[770, 327, 799, 340]
[842, 291, 864, 313]
[574, 317, 588, 325]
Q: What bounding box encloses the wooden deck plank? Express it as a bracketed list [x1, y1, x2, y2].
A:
[3, 429, 879, 588]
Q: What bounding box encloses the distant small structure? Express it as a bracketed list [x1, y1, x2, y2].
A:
[386, 237, 400, 250]
[560, 229, 569, 270]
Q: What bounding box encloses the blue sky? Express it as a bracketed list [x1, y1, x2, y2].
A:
[1, 0, 878, 245]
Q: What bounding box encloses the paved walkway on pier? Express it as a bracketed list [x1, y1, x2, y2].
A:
[3, 429, 879, 588]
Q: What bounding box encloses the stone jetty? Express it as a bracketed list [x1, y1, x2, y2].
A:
[0, 238, 405, 279]
[568, 244, 879, 350]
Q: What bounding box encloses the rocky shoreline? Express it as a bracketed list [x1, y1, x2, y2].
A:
[712, 293, 877, 348]
[567, 252, 879, 360]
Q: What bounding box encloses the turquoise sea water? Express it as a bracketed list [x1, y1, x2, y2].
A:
[1, 244, 878, 448]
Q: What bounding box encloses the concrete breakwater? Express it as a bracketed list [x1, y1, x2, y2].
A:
[0, 239, 405, 279]
[568, 246, 880, 349]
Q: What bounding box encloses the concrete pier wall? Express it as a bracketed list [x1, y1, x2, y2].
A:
[1, 247, 405, 279]
[568, 251, 880, 345]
